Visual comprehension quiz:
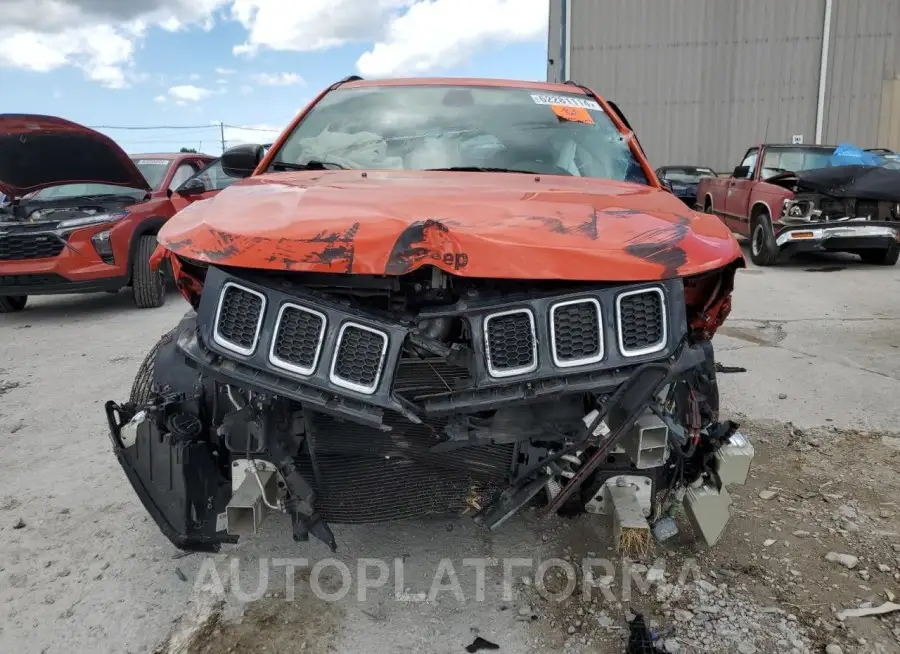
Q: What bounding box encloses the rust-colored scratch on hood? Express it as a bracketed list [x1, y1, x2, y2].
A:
[158, 170, 744, 281]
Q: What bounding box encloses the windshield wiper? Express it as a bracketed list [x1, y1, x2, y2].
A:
[424, 166, 539, 175]
[25, 193, 141, 205]
[270, 160, 348, 171]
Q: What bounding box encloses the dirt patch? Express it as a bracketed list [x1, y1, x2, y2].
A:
[520, 418, 900, 654]
[181, 569, 345, 654]
[719, 321, 787, 347]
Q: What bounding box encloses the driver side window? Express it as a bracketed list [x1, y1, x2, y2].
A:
[737, 149, 758, 179]
[177, 160, 238, 193]
[169, 162, 199, 190]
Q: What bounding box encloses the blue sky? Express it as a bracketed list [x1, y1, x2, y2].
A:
[0, 0, 549, 155]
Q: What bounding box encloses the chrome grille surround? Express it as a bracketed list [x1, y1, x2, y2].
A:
[549, 297, 605, 367]
[615, 286, 667, 357]
[483, 308, 539, 378]
[268, 302, 328, 376]
[213, 281, 266, 356]
[328, 321, 390, 395]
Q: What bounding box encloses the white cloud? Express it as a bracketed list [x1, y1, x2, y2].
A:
[252, 72, 304, 86]
[0, 0, 549, 89]
[0, 23, 135, 87]
[230, 0, 411, 56]
[168, 84, 211, 102]
[154, 94, 167, 103]
[357, 0, 548, 77]
[0, 0, 229, 88]
[230, 0, 547, 77]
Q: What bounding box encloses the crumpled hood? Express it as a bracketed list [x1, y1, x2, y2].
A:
[158, 170, 744, 281]
[0, 113, 150, 198]
[767, 165, 900, 202]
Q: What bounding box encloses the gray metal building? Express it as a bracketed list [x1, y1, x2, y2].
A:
[547, 0, 900, 172]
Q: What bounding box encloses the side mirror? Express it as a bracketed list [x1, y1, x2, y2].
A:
[732, 165, 750, 179]
[660, 179, 674, 194]
[222, 143, 265, 179]
[178, 178, 207, 196]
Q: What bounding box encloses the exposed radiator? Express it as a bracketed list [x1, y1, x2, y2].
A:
[300, 355, 513, 522]
[295, 455, 502, 523]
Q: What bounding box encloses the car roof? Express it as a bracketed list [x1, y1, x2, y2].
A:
[761, 143, 837, 149]
[130, 152, 214, 159]
[341, 77, 594, 95]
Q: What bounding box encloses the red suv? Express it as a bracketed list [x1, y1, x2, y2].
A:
[0, 114, 239, 312]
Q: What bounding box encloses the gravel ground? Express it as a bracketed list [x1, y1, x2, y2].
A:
[2, 248, 900, 654]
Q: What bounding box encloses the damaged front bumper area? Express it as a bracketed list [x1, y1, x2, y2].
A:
[106, 265, 752, 553]
[775, 220, 900, 251]
[775, 191, 900, 254]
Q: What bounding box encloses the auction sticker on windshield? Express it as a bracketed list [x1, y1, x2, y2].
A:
[551, 105, 594, 125]
[530, 94, 602, 111]
[137, 160, 170, 165]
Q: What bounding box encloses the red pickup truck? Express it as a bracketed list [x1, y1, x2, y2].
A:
[697, 143, 900, 266]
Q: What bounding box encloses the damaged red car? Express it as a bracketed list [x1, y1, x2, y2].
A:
[106, 77, 751, 554]
[0, 114, 217, 312]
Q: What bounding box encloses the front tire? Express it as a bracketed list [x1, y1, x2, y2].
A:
[129, 329, 174, 404]
[750, 214, 779, 266]
[132, 235, 166, 309]
[859, 245, 900, 266]
[0, 295, 27, 313]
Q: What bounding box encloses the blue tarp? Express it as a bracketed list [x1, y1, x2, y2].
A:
[830, 144, 887, 167]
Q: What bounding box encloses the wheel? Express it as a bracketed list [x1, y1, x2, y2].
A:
[0, 295, 27, 313]
[129, 330, 173, 404]
[859, 245, 900, 266]
[749, 213, 779, 266]
[131, 235, 166, 309]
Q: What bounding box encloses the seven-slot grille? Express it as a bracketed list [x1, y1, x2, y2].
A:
[213, 282, 266, 355]
[270, 303, 327, 375]
[484, 309, 538, 377]
[0, 234, 65, 261]
[209, 279, 670, 387]
[616, 288, 666, 356]
[550, 298, 604, 367]
[329, 322, 389, 394]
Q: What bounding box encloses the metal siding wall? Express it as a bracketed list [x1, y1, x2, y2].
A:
[568, 0, 827, 172]
[547, 0, 562, 82]
[823, 0, 900, 147]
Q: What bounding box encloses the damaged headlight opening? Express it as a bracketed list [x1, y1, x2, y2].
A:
[781, 198, 821, 223]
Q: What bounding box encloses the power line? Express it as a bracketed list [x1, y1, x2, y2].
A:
[87, 123, 284, 131]
[87, 124, 217, 130]
[224, 124, 282, 132]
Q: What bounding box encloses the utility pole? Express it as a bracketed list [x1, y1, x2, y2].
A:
[219, 122, 225, 154]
